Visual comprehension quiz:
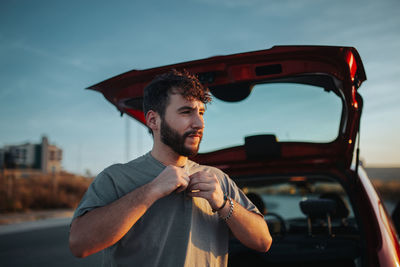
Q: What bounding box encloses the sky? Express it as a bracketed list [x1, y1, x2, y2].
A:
[1, 0, 399, 175]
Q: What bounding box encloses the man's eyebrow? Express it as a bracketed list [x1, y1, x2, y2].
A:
[177, 106, 205, 112]
[177, 106, 194, 111]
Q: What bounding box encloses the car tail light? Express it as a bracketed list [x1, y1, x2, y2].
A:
[346, 51, 359, 109]
[346, 51, 357, 83]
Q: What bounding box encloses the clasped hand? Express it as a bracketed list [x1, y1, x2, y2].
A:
[150, 166, 225, 211]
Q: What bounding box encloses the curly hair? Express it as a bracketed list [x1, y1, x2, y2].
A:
[143, 69, 212, 119]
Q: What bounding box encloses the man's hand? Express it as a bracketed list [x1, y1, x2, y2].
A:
[150, 166, 190, 198]
[186, 171, 225, 210]
[187, 171, 272, 253]
[70, 165, 190, 258]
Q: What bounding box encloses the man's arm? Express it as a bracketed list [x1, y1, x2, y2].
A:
[69, 166, 190, 258]
[188, 171, 272, 252]
[218, 198, 272, 252]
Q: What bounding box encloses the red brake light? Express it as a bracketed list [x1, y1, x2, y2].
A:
[346, 51, 357, 82]
[347, 51, 359, 109]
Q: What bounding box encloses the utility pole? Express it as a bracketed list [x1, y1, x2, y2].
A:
[125, 116, 130, 162]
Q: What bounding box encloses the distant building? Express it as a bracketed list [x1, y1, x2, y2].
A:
[0, 136, 62, 174]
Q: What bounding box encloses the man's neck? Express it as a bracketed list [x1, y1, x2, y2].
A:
[150, 146, 188, 167]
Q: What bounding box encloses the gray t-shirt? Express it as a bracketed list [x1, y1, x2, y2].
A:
[73, 152, 261, 267]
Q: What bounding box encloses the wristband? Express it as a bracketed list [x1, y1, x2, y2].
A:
[221, 197, 234, 221]
[212, 194, 228, 213]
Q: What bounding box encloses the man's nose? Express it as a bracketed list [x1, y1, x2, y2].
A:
[192, 113, 204, 130]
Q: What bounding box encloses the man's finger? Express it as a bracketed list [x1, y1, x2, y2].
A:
[187, 190, 207, 199]
[176, 175, 190, 193]
[187, 182, 212, 192]
[189, 172, 213, 185]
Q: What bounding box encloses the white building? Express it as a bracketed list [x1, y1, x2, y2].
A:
[0, 136, 62, 174]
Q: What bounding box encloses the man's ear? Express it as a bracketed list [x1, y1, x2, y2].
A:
[145, 110, 160, 132]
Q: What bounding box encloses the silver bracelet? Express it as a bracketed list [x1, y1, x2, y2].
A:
[221, 197, 234, 221]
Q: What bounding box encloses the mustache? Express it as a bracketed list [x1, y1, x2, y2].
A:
[183, 130, 203, 139]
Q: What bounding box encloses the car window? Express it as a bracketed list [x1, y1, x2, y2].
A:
[200, 83, 342, 153]
[244, 178, 355, 221]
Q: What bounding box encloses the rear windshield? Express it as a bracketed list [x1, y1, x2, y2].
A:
[244, 178, 355, 221]
[200, 82, 342, 152]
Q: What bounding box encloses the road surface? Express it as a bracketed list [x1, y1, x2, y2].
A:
[0, 218, 102, 267]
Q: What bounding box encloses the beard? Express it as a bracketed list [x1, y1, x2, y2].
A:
[160, 119, 202, 157]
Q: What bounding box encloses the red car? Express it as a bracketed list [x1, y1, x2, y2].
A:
[89, 46, 400, 266]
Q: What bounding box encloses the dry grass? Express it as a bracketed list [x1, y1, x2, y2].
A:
[0, 171, 93, 213]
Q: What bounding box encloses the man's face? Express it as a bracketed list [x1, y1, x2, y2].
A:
[160, 93, 205, 157]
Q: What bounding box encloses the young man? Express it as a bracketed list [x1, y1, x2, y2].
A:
[69, 70, 272, 266]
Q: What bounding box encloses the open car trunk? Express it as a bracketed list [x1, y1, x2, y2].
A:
[89, 45, 366, 172]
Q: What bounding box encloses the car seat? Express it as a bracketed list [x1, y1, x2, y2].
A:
[300, 198, 336, 236]
[320, 193, 350, 223]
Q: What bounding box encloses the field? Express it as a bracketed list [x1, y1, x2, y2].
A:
[0, 171, 93, 213]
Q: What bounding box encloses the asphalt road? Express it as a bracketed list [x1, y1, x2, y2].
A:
[0, 221, 102, 267]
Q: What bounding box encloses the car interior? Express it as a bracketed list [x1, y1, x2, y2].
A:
[228, 175, 363, 267]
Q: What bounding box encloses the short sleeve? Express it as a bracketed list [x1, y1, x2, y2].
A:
[226, 178, 263, 216]
[72, 170, 119, 220]
[211, 167, 262, 217]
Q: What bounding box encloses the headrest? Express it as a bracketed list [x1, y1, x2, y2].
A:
[320, 193, 350, 219]
[300, 199, 336, 217]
